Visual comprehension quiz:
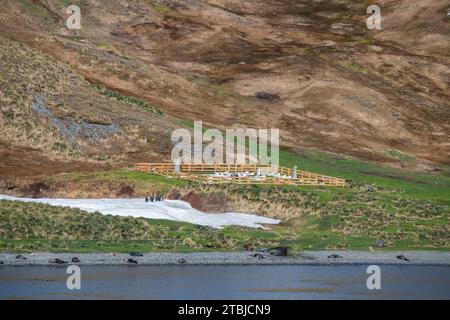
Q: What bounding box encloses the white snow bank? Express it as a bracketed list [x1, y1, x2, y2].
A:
[0, 195, 280, 229]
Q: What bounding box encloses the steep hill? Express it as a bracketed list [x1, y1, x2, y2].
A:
[0, 0, 449, 179]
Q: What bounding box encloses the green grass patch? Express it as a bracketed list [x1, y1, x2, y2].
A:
[278, 148, 450, 202]
[210, 83, 234, 100]
[386, 149, 416, 164]
[95, 84, 164, 116]
[145, 0, 174, 15]
[97, 43, 129, 59]
[59, 35, 86, 42]
[51, 169, 188, 194]
[350, 37, 372, 46]
[18, 0, 50, 19]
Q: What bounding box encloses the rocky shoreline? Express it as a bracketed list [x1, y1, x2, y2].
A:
[1, 251, 449, 267]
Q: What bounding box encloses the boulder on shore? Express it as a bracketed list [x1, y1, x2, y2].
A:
[127, 258, 138, 264]
[327, 254, 343, 259]
[264, 246, 289, 256]
[49, 258, 68, 264]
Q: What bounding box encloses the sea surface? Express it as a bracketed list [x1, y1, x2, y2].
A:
[1, 265, 449, 300]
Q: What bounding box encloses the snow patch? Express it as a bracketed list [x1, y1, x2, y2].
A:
[0, 195, 280, 229]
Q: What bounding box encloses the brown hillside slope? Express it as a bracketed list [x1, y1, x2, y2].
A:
[0, 0, 449, 177]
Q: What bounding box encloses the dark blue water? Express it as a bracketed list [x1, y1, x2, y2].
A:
[1, 265, 449, 300]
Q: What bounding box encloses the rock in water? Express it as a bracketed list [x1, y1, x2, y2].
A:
[177, 258, 187, 264]
[71, 257, 81, 263]
[49, 258, 68, 264]
[15, 254, 26, 260]
[127, 258, 138, 264]
[0, 260, 4, 265]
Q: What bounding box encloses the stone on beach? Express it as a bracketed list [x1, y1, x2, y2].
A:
[0, 251, 449, 266]
[127, 258, 138, 264]
[129, 253, 144, 257]
[396, 255, 410, 262]
[264, 246, 289, 256]
[49, 258, 68, 264]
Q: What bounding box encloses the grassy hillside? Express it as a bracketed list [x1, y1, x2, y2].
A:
[1, 1, 448, 253]
[280, 149, 450, 202]
[44, 170, 190, 197]
[46, 148, 450, 201]
[1, 149, 449, 253]
[2, 0, 450, 171]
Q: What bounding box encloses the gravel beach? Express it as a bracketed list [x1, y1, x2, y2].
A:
[1, 251, 449, 266]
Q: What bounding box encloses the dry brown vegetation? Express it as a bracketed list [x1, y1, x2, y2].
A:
[0, 0, 448, 181]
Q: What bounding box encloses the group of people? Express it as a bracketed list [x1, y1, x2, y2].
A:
[145, 194, 164, 203]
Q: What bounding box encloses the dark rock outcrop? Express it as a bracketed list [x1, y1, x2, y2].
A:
[116, 185, 134, 198]
[49, 258, 68, 264]
[255, 92, 280, 101]
[167, 189, 233, 213]
[264, 246, 289, 256]
[129, 252, 144, 257]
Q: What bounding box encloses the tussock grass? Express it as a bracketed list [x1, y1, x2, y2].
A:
[0, 200, 281, 253]
[175, 183, 450, 251]
[95, 84, 164, 116]
[145, 0, 175, 15]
